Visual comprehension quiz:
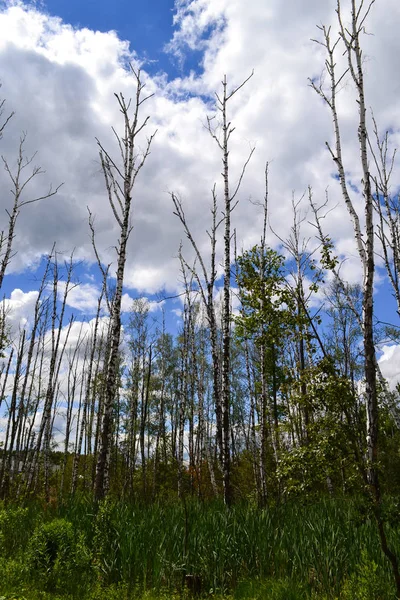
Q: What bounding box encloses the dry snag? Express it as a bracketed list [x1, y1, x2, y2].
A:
[93, 67, 156, 501]
[173, 72, 254, 505]
[310, 0, 400, 592]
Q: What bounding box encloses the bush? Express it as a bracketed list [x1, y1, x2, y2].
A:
[340, 552, 396, 600]
[27, 517, 91, 593]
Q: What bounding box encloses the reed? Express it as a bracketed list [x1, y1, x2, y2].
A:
[0, 496, 398, 598]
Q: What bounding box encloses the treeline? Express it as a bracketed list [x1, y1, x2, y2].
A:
[3, 238, 397, 505]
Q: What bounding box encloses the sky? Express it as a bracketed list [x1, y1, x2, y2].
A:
[0, 0, 399, 385]
[37, 0, 185, 75]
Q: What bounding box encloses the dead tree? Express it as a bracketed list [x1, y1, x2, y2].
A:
[71, 283, 106, 494]
[14, 251, 53, 464]
[59, 320, 88, 496]
[24, 251, 75, 500]
[368, 117, 400, 315]
[176, 246, 197, 498]
[206, 73, 254, 506]
[172, 189, 224, 467]
[310, 1, 400, 592]
[0, 93, 14, 141]
[0, 329, 25, 497]
[173, 73, 254, 505]
[94, 67, 155, 501]
[0, 133, 62, 290]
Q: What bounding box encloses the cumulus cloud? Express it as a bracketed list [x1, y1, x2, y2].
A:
[0, 0, 398, 303]
[379, 344, 400, 390]
[120, 293, 162, 313]
[57, 280, 162, 315]
[59, 282, 102, 313]
[1, 288, 39, 334]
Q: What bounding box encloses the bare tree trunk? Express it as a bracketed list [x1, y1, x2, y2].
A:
[311, 2, 400, 592]
[19, 315, 47, 499]
[25, 252, 73, 499]
[140, 344, 152, 500]
[15, 252, 52, 466]
[70, 352, 87, 495]
[0, 346, 13, 413]
[207, 73, 254, 506]
[177, 334, 187, 499]
[172, 193, 224, 465]
[173, 73, 254, 504]
[0, 329, 25, 497]
[152, 313, 167, 499]
[60, 328, 84, 496]
[220, 75, 233, 507]
[0, 134, 61, 291]
[94, 68, 155, 501]
[71, 286, 104, 494]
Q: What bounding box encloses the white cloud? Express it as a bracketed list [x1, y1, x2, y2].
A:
[0, 0, 397, 304]
[1, 288, 39, 334]
[379, 344, 400, 390]
[120, 293, 162, 313]
[59, 282, 102, 313]
[45, 315, 110, 357]
[56, 282, 163, 315]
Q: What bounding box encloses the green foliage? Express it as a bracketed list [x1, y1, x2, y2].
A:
[0, 498, 399, 599]
[341, 551, 396, 599]
[319, 236, 338, 274]
[235, 245, 295, 346]
[93, 500, 123, 585]
[278, 360, 361, 497]
[0, 506, 30, 557]
[27, 517, 91, 593]
[0, 555, 30, 597]
[379, 408, 400, 495]
[235, 578, 309, 599]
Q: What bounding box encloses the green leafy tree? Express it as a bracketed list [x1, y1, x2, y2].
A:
[277, 358, 361, 498]
[235, 245, 295, 501]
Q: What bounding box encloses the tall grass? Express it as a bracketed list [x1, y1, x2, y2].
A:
[0, 496, 399, 598]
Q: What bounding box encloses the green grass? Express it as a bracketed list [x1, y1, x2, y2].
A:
[0, 497, 398, 599]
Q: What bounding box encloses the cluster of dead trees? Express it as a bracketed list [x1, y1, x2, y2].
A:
[0, 0, 400, 592]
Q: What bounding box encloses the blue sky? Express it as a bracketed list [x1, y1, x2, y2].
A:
[39, 0, 198, 77]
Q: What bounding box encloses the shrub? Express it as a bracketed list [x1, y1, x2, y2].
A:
[27, 517, 91, 593]
[340, 552, 396, 600]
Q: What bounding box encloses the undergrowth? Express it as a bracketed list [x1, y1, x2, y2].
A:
[0, 496, 398, 599]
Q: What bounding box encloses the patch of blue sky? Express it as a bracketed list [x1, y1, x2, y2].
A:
[28, 0, 209, 80]
[347, 180, 359, 194]
[374, 271, 399, 337]
[1, 269, 42, 299]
